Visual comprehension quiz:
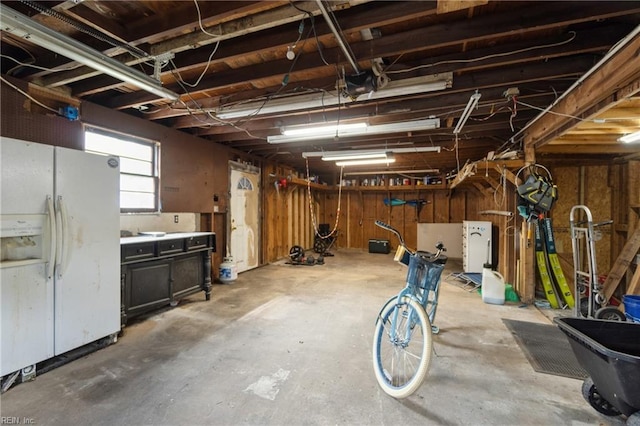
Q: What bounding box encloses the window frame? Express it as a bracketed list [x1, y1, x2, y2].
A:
[84, 126, 161, 213]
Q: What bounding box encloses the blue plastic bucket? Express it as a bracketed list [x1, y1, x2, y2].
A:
[623, 295, 640, 323]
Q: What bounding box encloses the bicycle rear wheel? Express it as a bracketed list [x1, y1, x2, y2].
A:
[372, 296, 433, 398]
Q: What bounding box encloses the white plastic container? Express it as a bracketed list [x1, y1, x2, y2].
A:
[219, 257, 238, 284]
[482, 266, 505, 305]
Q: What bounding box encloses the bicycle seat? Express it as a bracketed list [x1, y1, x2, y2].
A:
[417, 251, 447, 265]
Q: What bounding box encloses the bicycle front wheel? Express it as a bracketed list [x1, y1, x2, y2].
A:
[372, 296, 433, 398]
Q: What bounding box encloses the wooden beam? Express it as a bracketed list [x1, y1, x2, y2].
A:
[602, 225, 640, 301]
[437, 0, 488, 14]
[527, 33, 640, 148]
[473, 182, 493, 197]
[626, 265, 640, 296]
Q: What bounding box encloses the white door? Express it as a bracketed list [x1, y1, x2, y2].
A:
[53, 147, 120, 355]
[1, 138, 55, 375]
[229, 166, 260, 273]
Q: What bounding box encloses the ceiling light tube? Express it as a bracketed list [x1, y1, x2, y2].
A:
[216, 73, 453, 120]
[0, 4, 180, 102]
[302, 146, 440, 158]
[618, 130, 640, 144]
[321, 152, 388, 161]
[453, 91, 481, 134]
[335, 157, 396, 167]
[269, 118, 440, 144]
[344, 169, 439, 176]
[283, 122, 367, 136]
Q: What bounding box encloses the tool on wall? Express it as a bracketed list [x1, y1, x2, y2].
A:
[515, 164, 558, 222]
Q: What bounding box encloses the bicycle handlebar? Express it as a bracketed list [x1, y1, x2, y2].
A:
[375, 220, 405, 248]
[374, 220, 393, 232]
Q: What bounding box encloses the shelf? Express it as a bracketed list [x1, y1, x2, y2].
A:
[339, 183, 446, 191]
[284, 177, 446, 191]
[288, 176, 330, 190]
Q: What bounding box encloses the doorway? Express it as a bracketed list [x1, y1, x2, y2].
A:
[229, 162, 260, 273]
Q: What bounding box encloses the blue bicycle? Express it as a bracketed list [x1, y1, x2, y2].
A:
[372, 220, 447, 398]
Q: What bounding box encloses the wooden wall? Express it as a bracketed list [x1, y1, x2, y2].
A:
[3, 78, 636, 294]
[549, 165, 613, 274]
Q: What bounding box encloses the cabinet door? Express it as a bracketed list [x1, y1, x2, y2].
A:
[125, 259, 171, 318]
[171, 253, 203, 299]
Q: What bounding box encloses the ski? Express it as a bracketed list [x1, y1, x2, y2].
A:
[543, 218, 575, 308]
[534, 221, 560, 308]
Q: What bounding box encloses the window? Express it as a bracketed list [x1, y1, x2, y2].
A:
[85, 128, 160, 212]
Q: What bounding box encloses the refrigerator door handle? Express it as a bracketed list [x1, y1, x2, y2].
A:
[58, 196, 71, 278]
[46, 195, 57, 280]
[55, 196, 64, 279]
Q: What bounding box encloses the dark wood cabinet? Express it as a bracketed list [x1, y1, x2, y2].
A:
[120, 232, 215, 326]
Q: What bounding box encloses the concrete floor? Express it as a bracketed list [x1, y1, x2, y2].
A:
[0, 249, 623, 425]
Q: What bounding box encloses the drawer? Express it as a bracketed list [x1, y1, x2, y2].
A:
[186, 235, 209, 251]
[122, 242, 155, 262]
[158, 239, 184, 255]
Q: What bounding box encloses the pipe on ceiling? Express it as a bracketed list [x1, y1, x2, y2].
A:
[315, 0, 361, 73]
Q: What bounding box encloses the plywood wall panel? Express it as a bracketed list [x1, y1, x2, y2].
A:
[586, 165, 613, 274]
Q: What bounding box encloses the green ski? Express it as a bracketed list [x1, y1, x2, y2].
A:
[542, 218, 575, 308]
[534, 221, 560, 308]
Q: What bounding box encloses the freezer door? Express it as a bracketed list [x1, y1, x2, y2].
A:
[0, 137, 55, 375]
[1, 264, 55, 375]
[54, 147, 120, 355]
[0, 137, 54, 214]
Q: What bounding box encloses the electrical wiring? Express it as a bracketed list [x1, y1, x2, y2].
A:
[166, 67, 262, 139]
[288, 1, 338, 68]
[385, 31, 577, 75]
[1, 54, 83, 73]
[0, 75, 60, 115]
[193, 0, 224, 38]
[169, 40, 220, 88]
[516, 99, 588, 121]
[165, 1, 224, 89]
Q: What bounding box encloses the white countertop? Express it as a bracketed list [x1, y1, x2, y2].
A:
[121, 231, 214, 245]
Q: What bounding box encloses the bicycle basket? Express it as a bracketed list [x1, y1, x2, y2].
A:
[407, 255, 445, 291]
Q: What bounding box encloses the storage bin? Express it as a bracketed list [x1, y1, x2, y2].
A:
[369, 239, 390, 254]
[623, 295, 640, 323]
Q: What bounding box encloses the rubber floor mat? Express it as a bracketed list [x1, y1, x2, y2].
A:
[503, 318, 588, 380]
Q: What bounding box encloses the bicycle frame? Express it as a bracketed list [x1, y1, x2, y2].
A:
[375, 220, 446, 332]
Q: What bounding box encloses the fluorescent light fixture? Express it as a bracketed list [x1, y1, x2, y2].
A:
[0, 4, 180, 102]
[335, 157, 396, 167]
[344, 169, 439, 176]
[216, 73, 453, 120]
[302, 146, 441, 158]
[283, 122, 367, 137]
[453, 91, 481, 134]
[321, 152, 388, 161]
[618, 130, 640, 144]
[269, 118, 440, 144]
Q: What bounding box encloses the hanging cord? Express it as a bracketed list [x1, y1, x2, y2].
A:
[306, 157, 343, 239]
[493, 166, 508, 208]
[454, 133, 461, 173]
[1, 75, 59, 114]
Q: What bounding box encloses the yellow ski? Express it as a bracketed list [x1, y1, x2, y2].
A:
[535, 221, 560, 308]
[543, 218, 575, 308]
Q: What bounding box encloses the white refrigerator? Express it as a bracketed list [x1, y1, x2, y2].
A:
[1, 137, 120, 378]
[462, 220, 492, 273]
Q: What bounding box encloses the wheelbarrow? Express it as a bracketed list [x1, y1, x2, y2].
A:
[554, 317, 640, 424]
